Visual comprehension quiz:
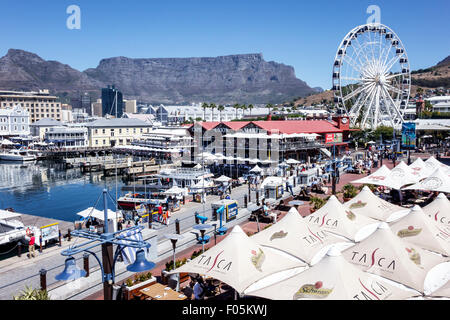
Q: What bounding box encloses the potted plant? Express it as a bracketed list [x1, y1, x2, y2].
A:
[13, 286, 50, 300]
[309, 196, 326, 213]
[342, 184, 358, 201]
[122, 271, 156, 300]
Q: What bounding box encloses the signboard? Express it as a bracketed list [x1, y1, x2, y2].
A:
[40, 223, 59, 242]
[401, 122, 416, 149]
[226, 202, 238, 222]
[325, 133, 343, 144]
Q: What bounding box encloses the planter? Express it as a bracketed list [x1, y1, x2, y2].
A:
[343, 198, 351, 202]
[123, 277, 157, 300]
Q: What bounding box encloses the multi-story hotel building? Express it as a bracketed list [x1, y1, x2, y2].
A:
[0, 90, 62, 123]
[86, 118, 153, 148]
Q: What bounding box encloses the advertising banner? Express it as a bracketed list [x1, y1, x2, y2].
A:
[401, 122, 416, 149]
[325, 133, 343, 144]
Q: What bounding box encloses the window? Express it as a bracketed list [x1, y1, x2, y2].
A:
[95, 140, 98, 145]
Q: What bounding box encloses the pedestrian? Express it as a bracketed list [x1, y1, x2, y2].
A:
[28, 233, 36, 258]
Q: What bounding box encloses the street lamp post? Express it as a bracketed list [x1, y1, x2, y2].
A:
[164, 234, 184, 292]
[55, 189, 155, 300]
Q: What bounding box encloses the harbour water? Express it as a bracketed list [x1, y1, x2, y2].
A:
[0, 161, 127, 222]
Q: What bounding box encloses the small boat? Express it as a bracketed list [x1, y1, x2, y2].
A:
[0, 209, 27, 245]
[0, 149, 37, 162]
[117, 192, 168, 210]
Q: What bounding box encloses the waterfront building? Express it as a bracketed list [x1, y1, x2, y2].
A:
[155, 104, 270, 125]
[30, 118, 64, 140]
[44, 126, 89, 148]
[0, 104, 30, 136]
[427, 96, 450, 113]
[102, 85, 124, 118]
[0, 89, 62, 123]
[86, 118, 153, 148]
[130, 126, 193, 162]
[189, 116, 352, 165]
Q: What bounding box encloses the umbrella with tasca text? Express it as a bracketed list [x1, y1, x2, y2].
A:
[341, 222, 449, 294]
[244, 246, 417, 300]
[424, 156, 450, 173]
[251, 207, 350, 264]
[306, 195, 378, 242]
[343, 186, 409, 222]
[351, 165, 393, 187]
[403, 167, 450, 194]
[166, 225, 306, 294]
[389, 205, 450, 257]
[408, 157, 434, 180]
[422, 193, 450, 228]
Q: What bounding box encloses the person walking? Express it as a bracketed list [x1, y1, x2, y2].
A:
[28, 233, 36, 258]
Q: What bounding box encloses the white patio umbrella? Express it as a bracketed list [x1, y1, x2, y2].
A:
[251, 207, 350, 264]
[1, 139, 14, 146]
[244, 246, 417, 300]
[424, 156, 450, 172]
[286, 158, 300, 165]
[166, 225, 306, 294]
[76, 207, 121, 221]
[341, 222, 448, 293]
[429, 280, 450, 298]
[409, 157, 434, 179]
[249, 165, 263, 174]
[344, 186, 409, 222]
[403, 168, 450, 194]
[389, 205, 450, 256]
[214, 175, 232, 183]
[164, 186, 187, 196]
[351, 165, 392, 187]
[422, 193, 450, 227]
[305, 195, 379, 242]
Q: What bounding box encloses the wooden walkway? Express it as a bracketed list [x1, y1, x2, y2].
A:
[18, 212, 75, 236]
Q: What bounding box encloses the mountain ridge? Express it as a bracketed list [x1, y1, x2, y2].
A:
[0, 49, 316, 105]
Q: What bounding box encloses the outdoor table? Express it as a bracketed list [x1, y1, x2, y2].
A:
[288, 200, 304, 206]
[139, 283, 187, 300]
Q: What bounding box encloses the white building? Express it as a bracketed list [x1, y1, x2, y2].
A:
[0, 104, 30, 136]
[30, 118, 64, 140]
[44, 126, 89, 148]
[426, 96, 450, 113]
[155, 104, 269, 125]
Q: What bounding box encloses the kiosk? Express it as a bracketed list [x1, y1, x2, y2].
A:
[264, 181, 284, 200]
[211, 199, 238, 223]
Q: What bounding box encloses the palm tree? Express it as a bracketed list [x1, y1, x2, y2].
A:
[233, 103, 240, 119]
[202, 102, 208, 121]
[209, 103, 216, 121]
[266, 103, 274, 115]
[218, 105, 225, 122]
[241, 104, 247, 118]
[248, 104, 254, 117]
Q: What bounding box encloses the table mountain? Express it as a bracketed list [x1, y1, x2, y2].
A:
[0, 49, 315, 104]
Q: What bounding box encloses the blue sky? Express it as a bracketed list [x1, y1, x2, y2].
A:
[0, 0, 448, 90]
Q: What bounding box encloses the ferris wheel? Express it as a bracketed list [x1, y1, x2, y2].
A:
[332, 23, 411, 129]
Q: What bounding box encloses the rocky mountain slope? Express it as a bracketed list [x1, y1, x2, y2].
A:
[0, 49, 316, 105]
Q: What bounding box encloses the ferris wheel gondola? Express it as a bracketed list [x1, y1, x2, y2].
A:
[332, 23, 411, 129]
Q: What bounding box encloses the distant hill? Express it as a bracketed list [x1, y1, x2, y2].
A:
[0, 49, 317, 105]
[283, 54, 450, 107]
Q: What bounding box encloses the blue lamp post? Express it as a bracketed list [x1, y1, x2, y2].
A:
[215, 205, 227, 235]
[55, 189, 155, 300]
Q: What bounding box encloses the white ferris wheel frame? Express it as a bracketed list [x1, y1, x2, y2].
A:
[332, 23, 411, 129]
